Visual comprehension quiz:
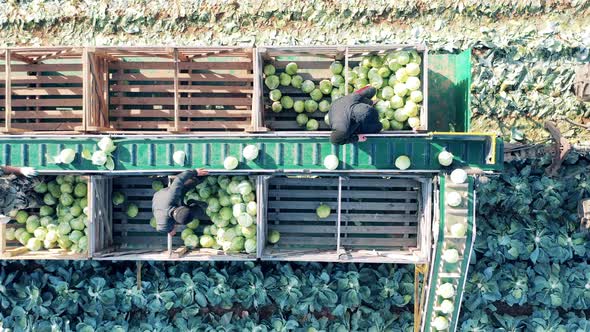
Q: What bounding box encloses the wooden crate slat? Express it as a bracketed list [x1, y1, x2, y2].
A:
[110, 85, 253, 94]
[110, 109, 252, 118]
[110, 97, 251, 107]
[111, 120, 250, 130]
[269, 200, 417, 211]
[11, 88, 83, 96]
[10, 122, 80, 131]
[10, 110, 83, 119]
[269, 189, 418, 200]
[110, 61, 251, 71]
[11, 99, 82, 107]
[272, 225, 416, 234]
[268, 212, 418, 223]
[111, 72, 253, 82]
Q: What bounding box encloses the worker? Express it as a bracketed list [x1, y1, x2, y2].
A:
[0, 166, 40, 224]
[152, 168, 209, 236]
[328, 86, 383, 145]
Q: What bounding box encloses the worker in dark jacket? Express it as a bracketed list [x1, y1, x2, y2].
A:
[152, 168, 208, 235]
[328, 86, 382, 145]
[0, 166, 40, 224]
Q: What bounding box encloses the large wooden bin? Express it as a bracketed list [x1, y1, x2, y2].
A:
[255, 45, 428, 133]
[0, 47, 86, 133]
[0, 174, 96, 260]
[259, 174, 433, 263]
[87, 47, 256, 133]
[91, 174, 261, 261]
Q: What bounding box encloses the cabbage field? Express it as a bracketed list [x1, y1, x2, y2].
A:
[1, 1, 590, 331]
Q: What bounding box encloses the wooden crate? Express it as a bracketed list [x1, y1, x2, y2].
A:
[255, 45, 428, 132]
[91, 175, 259, 261]
[0, 175, 94, 260]
[0, 47, 86, 133]
[255, 46, 345, 131]
[88, 47, 255, 133]
[260, 175, 432, 263]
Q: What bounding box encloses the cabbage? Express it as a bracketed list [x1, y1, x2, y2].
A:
[74, 183, 87, 198]
[221, 228, 237, 242]
[34, 182, 48, 194]
[238, 213, 254, 227]
[432, 316, 449, 331]
[393, 109, 409, 122]
[304, 100, 318, 113]
[224, 156, 239, 170]
[281, 96, 293, 110]
[78, 236, 88, 251]
[324, 114, 330, 126]
[319, 100, 331, 113]
[15, 211, 28, 224]
[375, 100, 390, 113]
[78, 199, 88, 209]
[68, 230, 84, 243]
[91, 150, 108, 166]
[219, 194, 231, 207]
[319, 80, 333, 95]
[112, 192, 125, 206]
[264, 75, 280, 90]
[393, 83, 408, 97]
[70, 205, 82, 217]
[48, 181, 61, 198]
[279, 73, 291, 86]
[60, 193, 74, 207]
[389, 120, 404, 131]
[438, 150, 454, 167]
[246, 201, 257, 216]
[324, 155, 339, 170]
[233, 203, 246, 218]
[227, 181, 240, 195]
[59, 183, 73, 195]
[237, 181, 253, 195]
[301, 80, 315, 93]
[184, 234, 199, 248]
[40, 206, 54, 217]
[152, 180, 164, 191]
[291, 75, 303, 89]
[45, 228, 58, 243]
[310, 88, 323, 101]
[331, 75, 345, 88]
[293, 100, 305, 113]
[126, 203, 139, 218]
[98, 137, 116, 153]
[380, 119, 391, 131]
[33, 227, 47, 241]
[395, 156, 411, 170]
[57, 237, 72, 249]
[199, 234, 215, 248]
[443, 249, 460, 263]
[436, 283, 455, 299]
[306, 119, 319, 131]
[199, 187, 212, 199]
[243, 192, 255, 203]
[70, 217, 86, 231]
[229, 236, 245, 252]
[181, 228, 194, 240]
[5, 228, 16, 241]
[173, 151, 186, 166]
[404, 101, 418, 117]
[316, 204, 331, 219]
[208, 197, 221, 212]
[381, 86, 395, 100]
[330, 61, 343, 75]
[408, 117, 420, 129]
[242, 145, 259, 161]
[26, 237, 43, 251]
[406, 62, 420, 77]
[26, 217, 40, 233]
[446, 192, 462, 207]
[43, 239, 56, 250]
[209, 225, 218, 236]
[439, 300, 454, 314]
[150, 217, 157, 229]
[263, 64, 275, 76]
[241, 226, 256, 239]
[58, 148, 76, 164]
[268, 230, 280, 244]
[185, 218, 199, 230]
[450, 169, 468, 184]
[409, 90, 423, 103]
[219, 207, 233, 221]
[285, 62, 298, 75]
[269, 89, 282, 102]
[406, 77, 421, 91]
[18, 232, 32, 246]
[296, 114, 309, 126]
[244, 238, 257, 254]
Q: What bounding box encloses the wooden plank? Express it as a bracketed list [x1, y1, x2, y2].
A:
[11, 64, 82, 72]
[268, 212, 418, 223]
[269, 189, 418, 200]
[4, 49, 11, 131]
[10, 122, 80, 131]
[341, 238, 417, 247]
[109, 97, 251, 106]
[173, 49, 179, 131]
[110, 61, 252, 70]
[10, 76, 83, 84]
[10, 99, 82, 107]
[111, 72, 253, 82]
[269, 201, 417, 211]
[273, 225, 415, 234]
[270, 177, 339, 187]
[11, 88, 83, 96]
[111, 121, 249, 130]
[110, 109, 252, 118]
[9, 110, 83, 119]
[110, 85, 253, 94]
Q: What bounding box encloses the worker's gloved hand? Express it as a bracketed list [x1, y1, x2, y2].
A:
[20, 167, 38, 178]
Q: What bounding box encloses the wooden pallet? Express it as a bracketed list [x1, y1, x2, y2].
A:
[0, 47, 86, 133]
[261, 175, 430, 263]
[256, 45, 428, 132]
[92, 175, 256, 261]
[88, 47, 255, 133]
[0, 175, 91, 260]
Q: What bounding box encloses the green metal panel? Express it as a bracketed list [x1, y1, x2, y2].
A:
[428, 50, 471, 132]
[0, 135, 502, 173]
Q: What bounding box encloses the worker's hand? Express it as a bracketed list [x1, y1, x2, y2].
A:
[20, 167, 38, 178]
[196, 168, 208, 176]
[358, 135, 368, 142]
[168, 225, 177, 237]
